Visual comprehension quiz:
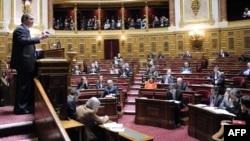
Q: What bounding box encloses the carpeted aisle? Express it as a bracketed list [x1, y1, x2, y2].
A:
[118, 115, 199, 141]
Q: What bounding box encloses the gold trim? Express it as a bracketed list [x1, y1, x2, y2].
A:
[0, 0, 3, 21]
[180, 0, 214, 27]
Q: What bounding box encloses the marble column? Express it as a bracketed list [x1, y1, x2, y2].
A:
[220, 0, 227, 21]
[169, 0, 175, 26]
[48, 0, 53, 29]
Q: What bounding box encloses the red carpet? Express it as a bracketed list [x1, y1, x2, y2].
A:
[118, 115, 199, 141]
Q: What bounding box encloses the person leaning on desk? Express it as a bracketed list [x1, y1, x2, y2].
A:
[212, 94, 250, 141]
[76, 97, 109, 141]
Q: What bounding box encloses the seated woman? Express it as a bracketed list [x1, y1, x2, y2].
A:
[96, 75, 106, 89]
[77, 76, 90, 90]
[144, 76, 157, 89]
[76, 97, 109, 141]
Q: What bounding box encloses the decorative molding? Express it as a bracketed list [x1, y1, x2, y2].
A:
[180, 0, 214, 27]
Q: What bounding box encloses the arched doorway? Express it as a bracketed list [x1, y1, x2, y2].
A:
[104, 39, 119, 60]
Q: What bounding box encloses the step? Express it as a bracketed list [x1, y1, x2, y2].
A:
[128, 89, 139, 96]
[127, 96, 136, 104]
[123, 104, 135, 115]
[0, 106, 37, 140]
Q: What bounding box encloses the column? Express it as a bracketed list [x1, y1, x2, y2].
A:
[121, 3, 124, 30]
[169, 0, 175, 26]
[98, 5, 101, 31]
[74, 4, 77, 31]
[48, 0, 53, 29]
[220, 0, 227, 21]
[145, 2, 148, 29]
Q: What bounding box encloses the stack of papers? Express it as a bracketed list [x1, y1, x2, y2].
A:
[104, 122, 124, 132]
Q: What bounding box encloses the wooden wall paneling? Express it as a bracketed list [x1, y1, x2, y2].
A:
[244, 36, 250, 49]
[228, 37, 234, 49]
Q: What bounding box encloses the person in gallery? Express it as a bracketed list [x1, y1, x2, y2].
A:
[218, 49, 229, 57]
[10, 13, 49, 115]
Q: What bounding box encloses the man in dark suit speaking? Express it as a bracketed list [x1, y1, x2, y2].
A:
[10, 13, 49, 115]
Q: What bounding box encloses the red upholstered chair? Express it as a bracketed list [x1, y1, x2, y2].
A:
[232, 76, 246, 88]
[195, 90, 211, 105]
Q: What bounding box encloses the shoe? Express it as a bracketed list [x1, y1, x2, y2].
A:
[14, 109, 33, 115]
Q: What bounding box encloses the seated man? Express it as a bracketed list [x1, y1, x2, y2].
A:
[118, 65, 130, 78]
[174, 77, 189, 91]
[180, 62, 192, 74]
[239, 62, 250, 77]
[76, 97, 109, 141]
[218, 49, 229, 57]
[183, 51, 192, 59]
[145, 65, 158, 81]
[72, 65, 82, 75]
[208, 87, 223, 107]
[88, 63, 99, 74]
[77, 76, 90, 90]
[157, 52, 165, 59]
[94, 61, 101, 72]
[209, 66, 220, 80]
[161, 69, 174, 84]
[67, 88, 78, 120]
[101, 80, 119, 98]
[166, 84, 185, 127]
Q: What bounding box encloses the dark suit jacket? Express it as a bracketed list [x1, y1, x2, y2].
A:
[183, 53, 192, 58]
[10, 24, 40, 72]
[88, 67, 98, 74]
[166, 89, 184, 108]
[77, 82, 90, 89]
[218, 52, 229, 57]
[96, 81, 106, 89]
[209, 72, 219, 79]
[67, 95, 76, 119]
[101, 85, 119, 98]
[76, 105, 106, 141]
[209, 94, 223, 107]
[118, 69, 130, 77]
[174, 82, 189, 91]
[161, 75, 174, 84]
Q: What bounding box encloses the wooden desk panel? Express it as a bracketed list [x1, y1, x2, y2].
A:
[188, 104, 234, 141]
[135, 98, 176, 129]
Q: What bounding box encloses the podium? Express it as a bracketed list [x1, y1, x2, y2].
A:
[36, 58, 70, 120]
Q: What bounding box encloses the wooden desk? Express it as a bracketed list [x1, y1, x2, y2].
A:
[188, 104, 234, 141]
[135, 98, 176, 129]
[100, 124, 154, 141]
[61, 119, 84, 141]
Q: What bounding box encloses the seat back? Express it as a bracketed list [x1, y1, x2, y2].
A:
[232, 76, 246, 88]
[195, 90, 211, 105]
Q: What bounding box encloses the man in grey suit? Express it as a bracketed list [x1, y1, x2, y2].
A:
[10, 13, 49, 115]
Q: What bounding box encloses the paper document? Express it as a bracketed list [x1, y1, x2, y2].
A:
[104, 122, 124, 132]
